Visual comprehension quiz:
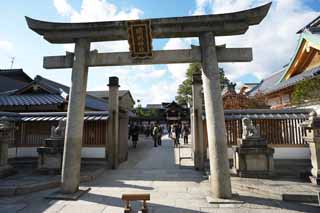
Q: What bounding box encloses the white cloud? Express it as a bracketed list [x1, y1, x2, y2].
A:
[57, 0, 143, 53]
[194, 0, 210, 15]
[86, 65, 171, 105]
[161, 38, 196, 105]
[194, 0, 319, 84]
[53, 0, 74, 16]
[69, 0, 142, 22]
[0, 40, 13, 52]
[163, 38, 193, 84]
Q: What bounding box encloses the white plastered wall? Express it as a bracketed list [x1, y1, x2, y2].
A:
[8, 147, 106, 159]
[227, 147, 310, 159]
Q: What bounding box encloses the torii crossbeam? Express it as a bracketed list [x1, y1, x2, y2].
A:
[26, 2, 271, 199]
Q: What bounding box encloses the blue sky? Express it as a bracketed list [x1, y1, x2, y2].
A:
[0, 0, 319, 106]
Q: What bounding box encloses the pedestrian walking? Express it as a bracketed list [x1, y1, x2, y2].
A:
[182, 124, 190, 144]
[131, 124, 139, 148]
[173, 123, 181, 147]
[157, 125, 163, 146]
[152, 124, 160, 147]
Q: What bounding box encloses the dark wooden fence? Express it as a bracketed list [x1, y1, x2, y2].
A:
[15, 120, 107, 147]
[204, 109, 311, 147]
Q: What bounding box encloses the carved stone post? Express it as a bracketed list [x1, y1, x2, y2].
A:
[199, 32, 232, 198]
[300, 111, 320, 185]
[61, 38, 90, 194]
[108, 76, 120, 169]
[0, 116, 15, 177]
[192, 73, 205, 170]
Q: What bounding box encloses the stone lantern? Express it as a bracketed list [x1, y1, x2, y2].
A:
[37, 119, 66, 174]
[0, 116, 16, 177]
[300, 111, 320, 185]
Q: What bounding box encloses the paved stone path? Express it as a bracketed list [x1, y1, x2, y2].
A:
[0, 135, 319, 212]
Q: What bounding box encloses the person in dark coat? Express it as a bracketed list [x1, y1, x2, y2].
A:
[157, 125, 163, 146]
[131, 124, 139, 148]
[152, 123, 161, 147]
[176, 124, 181, 146]
[173, 123, 181, 147]
[182, 124, 190, 144]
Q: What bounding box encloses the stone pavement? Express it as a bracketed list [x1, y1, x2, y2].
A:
[0, 164, 104, 197]
[0, 135, 319, 212]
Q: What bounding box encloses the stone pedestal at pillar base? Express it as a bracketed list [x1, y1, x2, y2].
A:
[232, 138, 274, 178]
[0, 164, 15, 178]
[300, 111, 320, 185]
[45, 187, 91, 200]
[307, 140, 320, 185]
[37, 138, 64, 174]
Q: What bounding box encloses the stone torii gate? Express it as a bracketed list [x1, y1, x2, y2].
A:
[26, 3, 271, 199]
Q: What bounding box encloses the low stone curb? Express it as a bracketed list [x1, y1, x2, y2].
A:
[233, 181, 320, 204]
[0, 168, 105, 197]
[232, 181, 282, 200]
[282, 193, 319, 203]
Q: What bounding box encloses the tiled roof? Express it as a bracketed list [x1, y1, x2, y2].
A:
[34, 76, 108, 111]
[0, 75, 30, 93]
[0, 94, 65, 106]
[297, 15, 320, 33]
[0, 75, 108, 111]
[88, 90, 135, 106]
[0, 69, 33, 93]
[0, 111, 109, 122]
[248, 66, 320, 96]
[248, 69, 285, 96]
[88, 90, 130, 99]
[223, 108, 312, 120]
[0, 69, 33, 83]
[264, 66, 320, 95]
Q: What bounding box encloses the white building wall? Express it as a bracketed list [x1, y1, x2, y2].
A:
[9, 147, 310, 160]
[8, 147, 106, 159]
[227, 147, 310, 160]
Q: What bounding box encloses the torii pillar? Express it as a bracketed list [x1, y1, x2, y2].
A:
[192, 73, 205, 171]
[107, 76, 120, 169]
[200, 33, 232, 198]
[61, 39, 90, 194]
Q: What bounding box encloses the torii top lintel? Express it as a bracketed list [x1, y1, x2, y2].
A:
[25, 2, 271, 44]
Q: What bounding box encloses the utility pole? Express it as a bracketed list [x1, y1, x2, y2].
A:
[10, 57, 15, 69]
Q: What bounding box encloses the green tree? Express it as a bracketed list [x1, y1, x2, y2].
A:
[292, 76, 320, 104]
[175, 63, 233, 105]
[134, 101, 159, 118]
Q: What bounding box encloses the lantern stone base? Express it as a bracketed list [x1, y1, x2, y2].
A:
[232, 138, 274, 178]
[0, 164, 15, 178]
[37, 138, 63, 174]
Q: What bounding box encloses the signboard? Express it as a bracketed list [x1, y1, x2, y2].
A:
[127, 20, 153, 58]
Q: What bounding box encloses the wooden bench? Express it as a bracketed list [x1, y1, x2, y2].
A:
[121, 193, 150, 213]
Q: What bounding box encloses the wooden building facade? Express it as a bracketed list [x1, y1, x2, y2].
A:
[248, 17, 320, 110]
[0, 69, 133, 161]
